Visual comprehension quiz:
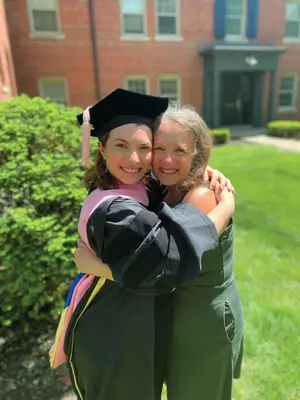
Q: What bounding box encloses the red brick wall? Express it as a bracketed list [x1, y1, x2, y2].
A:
[6, 0, 214, 111]
[94, 0, 214, 113]
[0, 0, 17, 101]
[5, 0, 96, 107]
[259, 0, 300, 121]
[5, 0, 300, 120]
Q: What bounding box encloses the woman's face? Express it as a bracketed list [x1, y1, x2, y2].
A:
[153, 119, 195, 187]
[99, 123, 152, 185]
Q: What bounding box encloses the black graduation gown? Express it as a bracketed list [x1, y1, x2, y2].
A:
[64, 196, 219, 400]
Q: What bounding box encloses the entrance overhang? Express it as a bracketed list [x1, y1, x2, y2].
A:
[199, 41, 287, 128]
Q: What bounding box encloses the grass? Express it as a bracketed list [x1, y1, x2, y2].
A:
[163, 144, 300, 400]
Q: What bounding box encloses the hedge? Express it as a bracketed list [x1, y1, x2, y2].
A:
[210, 129, 231, 145]
[0, 95, 96, 337]
[267, 120, 300, 138]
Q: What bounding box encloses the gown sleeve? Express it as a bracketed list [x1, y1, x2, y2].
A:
[86, 196, 219, 294]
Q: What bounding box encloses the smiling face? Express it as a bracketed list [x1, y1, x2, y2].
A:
[99, 123, 153, 185]
[152, 119, 195, 187]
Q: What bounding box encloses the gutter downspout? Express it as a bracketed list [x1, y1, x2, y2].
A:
[88, 0, 101, 100]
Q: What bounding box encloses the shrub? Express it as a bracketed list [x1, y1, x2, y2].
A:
[267, 120, 300, 138]
[210, 129, 231, 145]
[0, 95, 94, 337]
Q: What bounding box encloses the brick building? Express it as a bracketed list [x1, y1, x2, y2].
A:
[4, 0, 300, 128]
[0, 0, 17, 101]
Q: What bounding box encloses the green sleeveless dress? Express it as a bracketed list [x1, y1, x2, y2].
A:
[166, 221, 244, 400]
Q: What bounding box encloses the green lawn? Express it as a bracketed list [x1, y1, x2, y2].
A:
[163, 144, 300, 400]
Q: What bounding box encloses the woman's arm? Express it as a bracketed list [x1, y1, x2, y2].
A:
[206, 166, 234, 192]
[183, 186, 234, 235]
[85, 195, 227, 293]
[73, 239, 113, 280]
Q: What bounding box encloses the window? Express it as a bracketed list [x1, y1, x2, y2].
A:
[28, 0, 60, 35]
[121, 0, 146, 35]
[284, 2, 300, 40]
[39, 77, 68, 105]
[156, 0, 179, 36]
[125, 77, 149, 94]
[158, 76, 180, 102]
[279, 75, 298, 109]
[225, 0, 247, 38]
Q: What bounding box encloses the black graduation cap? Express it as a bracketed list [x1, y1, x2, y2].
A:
[77, 88, 169, 165]
[77, 88, 169, 138]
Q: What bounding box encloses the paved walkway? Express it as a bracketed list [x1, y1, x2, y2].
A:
[242, 134, 300, 152]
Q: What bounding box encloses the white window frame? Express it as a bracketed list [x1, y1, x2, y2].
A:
[120, 0, 147, 38]
[124, 76, 150, 94]
[27, 0, 61, 36]
[155, 0, 180, 39]
[278, 74, 298, 112]
[157, 75, 181, 103]
[38, 77, 69, 105]
[225, 0, 248, 40]
[284, 1, 300, 42]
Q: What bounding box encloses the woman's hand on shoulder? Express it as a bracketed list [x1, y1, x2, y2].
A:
[183, 186, 217, 215]
[205, 166, 234, 192]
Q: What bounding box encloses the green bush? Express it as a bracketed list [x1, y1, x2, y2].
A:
[210, 129, 231, 145]
[267, 120, 300, 138]
[0, 95, 92, 337]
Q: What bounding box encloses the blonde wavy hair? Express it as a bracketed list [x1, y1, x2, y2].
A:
[159, 101, 212, 191]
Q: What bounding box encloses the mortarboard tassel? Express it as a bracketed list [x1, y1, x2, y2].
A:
[82, 107, 91, 166]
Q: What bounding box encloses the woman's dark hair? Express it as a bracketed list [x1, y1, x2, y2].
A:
[83, 123, 157, 190]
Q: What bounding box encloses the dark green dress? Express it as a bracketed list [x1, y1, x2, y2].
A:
[166, 221, 244, 400]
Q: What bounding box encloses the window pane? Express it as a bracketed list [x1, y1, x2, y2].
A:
[157, 0, 177, 14]
[227, 0, 243, 14]
[122, 0, 144, 14]
[40, 80, 66, 102]
[31, 0, 56, 10]
[286, 3, 300, 20]
[33, 10, 58, 32]
[279, 92, 293, 107]
[285, 21, 300, 38]
[158, 16, 176, 34]
[124, 15, 144, 34]
[226, 17, 242, 35]
[127, 80, 147, 94]
[160, 80, 177, 94]
[281, 77, 294, 91]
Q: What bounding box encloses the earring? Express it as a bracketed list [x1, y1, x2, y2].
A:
[147, 166, 152, 175]
[101, 159, 108, 173]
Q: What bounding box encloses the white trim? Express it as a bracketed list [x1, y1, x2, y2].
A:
[214, 45, 287, 52]
[283, 37, 300, 44]
[154, 35, 183, 42]
[157, 75, 181, 103]
[277, 107, 298, 113]
[120, 0, 147, 37]
[284, 1, 300, 40]
[38, 76, 69, 105]
[155, 0, 180, 37]
[120, 36, 150, 41]
[124, 75, 150, 94]
[278, 73, 298, 110]
[27, 0, 61, 36]
[225, 0, 247, 39]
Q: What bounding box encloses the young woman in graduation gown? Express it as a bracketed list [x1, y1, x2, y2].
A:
[51, 89, 236, 400]
[74, 100, 244, 400]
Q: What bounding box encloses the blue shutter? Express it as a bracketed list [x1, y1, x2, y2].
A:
[214, 0, 227, 39]
[247, 0, 259, 38]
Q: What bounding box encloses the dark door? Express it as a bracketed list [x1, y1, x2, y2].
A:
[221, 73, 253, 125]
